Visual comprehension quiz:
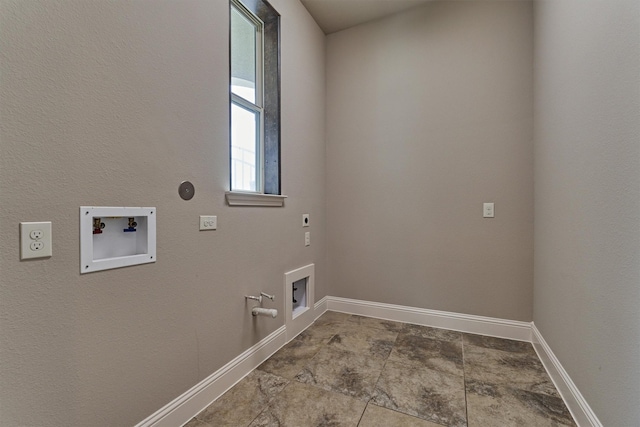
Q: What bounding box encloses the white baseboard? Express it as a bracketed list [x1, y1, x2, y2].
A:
[134, 326, 287, 427]
[314, 295, 328, 319]
[531, 323, 602, 427]
[326, 296, 532, 342]
[135, 296, 597, 427]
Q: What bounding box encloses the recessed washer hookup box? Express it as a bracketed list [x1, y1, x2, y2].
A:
[80, 206, 156, 274]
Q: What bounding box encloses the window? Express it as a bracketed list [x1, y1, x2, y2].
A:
[228, 0, 283, 206]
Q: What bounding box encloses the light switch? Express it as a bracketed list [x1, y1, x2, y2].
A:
[304, 232, 310, 246]
[20, 221, 52, 259]
[483, 203, 495, 218]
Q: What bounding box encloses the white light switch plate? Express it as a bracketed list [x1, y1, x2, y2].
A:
[20, 221, 52, 259]
[483, 203, 495, 218]
[199, 215, 217, 230]
[304, 232, 310, 246]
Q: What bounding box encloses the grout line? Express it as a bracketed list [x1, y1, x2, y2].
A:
[355, 402, 369, 426]
[461, 336, 470, 427]
[245, 400, 270, 427]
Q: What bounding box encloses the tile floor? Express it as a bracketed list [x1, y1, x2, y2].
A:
[185, 311, 576, 427]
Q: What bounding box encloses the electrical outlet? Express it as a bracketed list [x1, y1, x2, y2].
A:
[30, 241, 44, 251]
[20, 221, 52, 259]
[29, 230, 44, 240]
[483, 203, 495, 218]
[304, 232, 310, 247]
[199, 215, 217, 230]
[302, 214, 310, 227]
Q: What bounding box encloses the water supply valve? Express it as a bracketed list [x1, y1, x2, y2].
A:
[124, 217, 137, 232]
[93, 217, 105, 234]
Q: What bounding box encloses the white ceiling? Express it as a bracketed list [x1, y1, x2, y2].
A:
[300, 0, 435, 34]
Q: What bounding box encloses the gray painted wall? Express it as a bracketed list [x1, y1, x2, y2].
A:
[0, 0, 326, 425]
[533, 1, 640, 425]
[3, 0, 638, 425]
[326, 1, 534, 321]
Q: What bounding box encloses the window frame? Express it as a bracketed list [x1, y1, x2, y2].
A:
[230, 1, 263, 193]
[227, 0, 285, 206]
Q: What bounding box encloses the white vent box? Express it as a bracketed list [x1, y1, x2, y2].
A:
[284, 264, 315, 341]
[80, 206, 156, 274]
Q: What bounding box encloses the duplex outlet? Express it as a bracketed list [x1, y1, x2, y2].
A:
[30, 230, 44, 240]
[20, 221, 52, 260]
[199, 215, 217, 231]
[30, 241, 45, 251]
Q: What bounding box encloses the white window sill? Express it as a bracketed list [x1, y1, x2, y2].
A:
[225, 191, 287, 207]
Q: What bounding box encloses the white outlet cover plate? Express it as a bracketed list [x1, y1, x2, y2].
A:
[20, 221, 52, 259]
[199, 215, 217, 230]
[304, 231, 310, 246]
[302, 214, 310, 227]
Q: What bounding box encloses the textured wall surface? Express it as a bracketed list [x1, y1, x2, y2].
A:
[0, 0, 326, 425]
[326, 1, 534, 321]
[533, 1, 640, 425]
[3, 0, 637, 424]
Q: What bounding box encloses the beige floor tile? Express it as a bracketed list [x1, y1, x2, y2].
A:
[295, 346, 386, 401]
[347, 315, 405, 333]
[466, 379, 576, 427]
[304, 319, 352, 344]
[463, 333, 534, 354]
[248, 381, 366, 427]
[463, 344, 559, 397]
[403, 324, 463, 343]
[359, 404, 445, 427]
[326, 323, 398, 360]
[389, 332, 463, 376]
[195, 370, 288, 426]
[258, 329, 325, 379]
[314, 310, 352, 327]
[371, 359, 467, 427]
